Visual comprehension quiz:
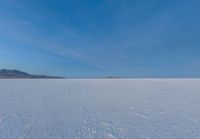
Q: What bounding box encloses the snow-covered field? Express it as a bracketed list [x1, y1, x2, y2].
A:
[0, 79, 200, 139]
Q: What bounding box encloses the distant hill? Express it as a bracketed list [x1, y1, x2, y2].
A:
[0, 69, 64, 79]
[105, 76, 121, 79]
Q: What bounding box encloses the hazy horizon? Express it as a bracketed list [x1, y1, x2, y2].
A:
[0, 0, 200, 77]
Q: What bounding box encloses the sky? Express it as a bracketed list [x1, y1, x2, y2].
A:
[0, 0, 200, 77]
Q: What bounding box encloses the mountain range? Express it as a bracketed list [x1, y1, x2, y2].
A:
[0, 69, 64, 79]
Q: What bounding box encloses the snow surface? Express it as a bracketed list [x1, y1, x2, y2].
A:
[0, 79, 200, 139]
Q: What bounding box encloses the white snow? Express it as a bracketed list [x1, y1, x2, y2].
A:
[0, 79, 200, 139]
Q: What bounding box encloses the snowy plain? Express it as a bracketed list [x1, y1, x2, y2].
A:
[0, 79, 200, 139]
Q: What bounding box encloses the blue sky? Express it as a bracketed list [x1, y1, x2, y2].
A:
[0, 0, 200, 77]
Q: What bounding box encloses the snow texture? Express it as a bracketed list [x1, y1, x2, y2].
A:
[0, 79, 200, 139]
